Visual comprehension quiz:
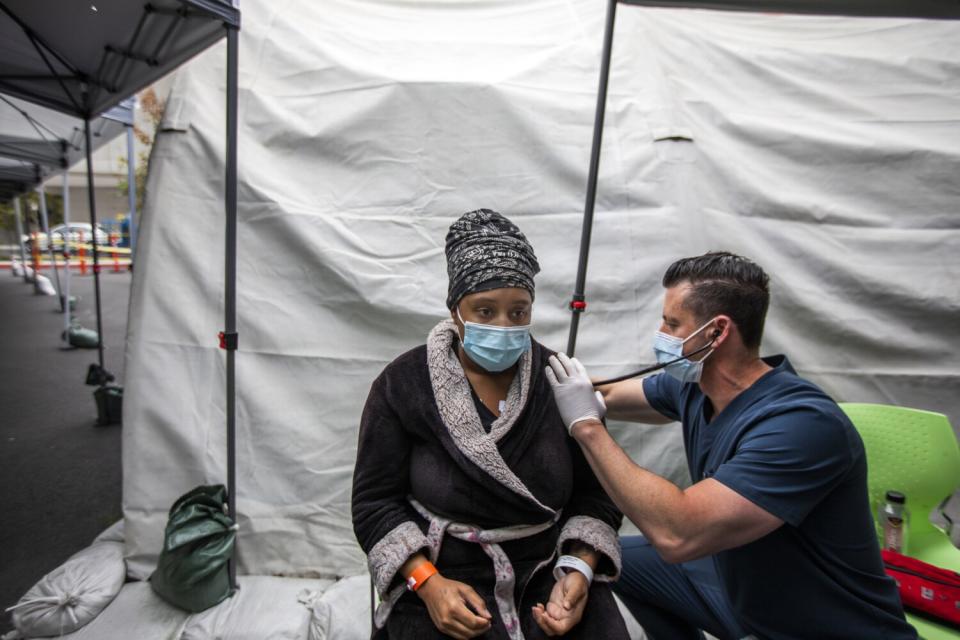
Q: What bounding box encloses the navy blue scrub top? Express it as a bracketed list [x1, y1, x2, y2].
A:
[643, 355, 916, 639]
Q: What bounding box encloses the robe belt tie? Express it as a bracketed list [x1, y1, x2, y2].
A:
[374, 497, 560, 640]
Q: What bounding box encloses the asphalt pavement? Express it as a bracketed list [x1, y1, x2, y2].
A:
[0, 267, 130, 633]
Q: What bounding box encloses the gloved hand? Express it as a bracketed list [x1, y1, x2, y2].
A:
[546, 353, 606, 434]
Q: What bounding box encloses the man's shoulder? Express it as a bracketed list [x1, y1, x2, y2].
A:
[757, 354, 843, 415]
[744, 358, 862, 457]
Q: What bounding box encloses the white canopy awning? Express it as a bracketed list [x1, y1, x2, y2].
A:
[624, 0, 960, 19]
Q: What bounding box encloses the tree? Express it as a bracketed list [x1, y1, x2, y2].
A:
[117, 87, 166, 213]
[1, 190, 64, 248]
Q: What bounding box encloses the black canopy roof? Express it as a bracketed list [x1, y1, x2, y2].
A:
[0, 95, 130, 204]
[0, 0, 238, 202]
[0, 0, 240, 118]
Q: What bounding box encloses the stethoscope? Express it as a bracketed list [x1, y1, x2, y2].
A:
[590, 331, 720, 387]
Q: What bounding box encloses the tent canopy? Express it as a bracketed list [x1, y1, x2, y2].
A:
[623, 0, 960, 19]
[0, 0, 240, 118]
[121, 0, 960, 580]
[564, 0, 960, 351]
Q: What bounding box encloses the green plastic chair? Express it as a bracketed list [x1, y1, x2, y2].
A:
[841, 403, 960, 640]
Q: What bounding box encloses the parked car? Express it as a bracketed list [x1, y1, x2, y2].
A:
[23, 223, 109, 252]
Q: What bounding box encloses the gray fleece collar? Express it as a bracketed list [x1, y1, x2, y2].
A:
[426, 319, 551, 512]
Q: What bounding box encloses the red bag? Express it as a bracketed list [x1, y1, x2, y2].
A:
[882, 549, 960, 628]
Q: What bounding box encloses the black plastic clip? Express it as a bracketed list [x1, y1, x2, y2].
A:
[85, 363, 115, 386]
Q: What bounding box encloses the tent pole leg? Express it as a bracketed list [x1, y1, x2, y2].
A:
[38, 182, 63, 304]
[566, 0, 618, 357]
[225, 23, 240, 592]
[63, 171, 72, 342]
[30, 201, 40, 288]
[14, 196, 28, 283]
[84, 118, 106, 373]
[126, 122, 138, 265]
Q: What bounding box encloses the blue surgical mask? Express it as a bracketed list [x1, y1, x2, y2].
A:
[653, 319, 717, 384]
[457, 308, 531, 372]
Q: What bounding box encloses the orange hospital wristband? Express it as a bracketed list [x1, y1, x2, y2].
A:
[406, 561, 439, 592]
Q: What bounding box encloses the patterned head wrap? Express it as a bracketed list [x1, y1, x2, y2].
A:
[445, 209, 540, 310]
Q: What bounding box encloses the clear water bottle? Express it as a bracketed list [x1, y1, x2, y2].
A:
[878, 490, 909, 553]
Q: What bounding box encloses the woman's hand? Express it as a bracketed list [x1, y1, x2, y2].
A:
[417, 574, 493, 639]
[531, 571, 590, 636]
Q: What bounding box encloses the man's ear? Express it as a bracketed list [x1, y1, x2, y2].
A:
[712, 316, 732, 346]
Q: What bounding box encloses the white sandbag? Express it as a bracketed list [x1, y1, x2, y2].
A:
[9, 541, 126, 637]
[305, 575, 371, 640]
[23, 266, 34, 283]
[50, 581, 189, 640]
[612, 595, 729, 640]
[34, 274, 56, 296]
[92, 520, 124, 545]
[180, 576, 334, 640]
[11, 259, 24, 277]
[614, 593, 647, 640]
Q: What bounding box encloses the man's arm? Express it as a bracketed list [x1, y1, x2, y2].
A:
[595, 377, 672, 424]
[572, 419, 782, 563]
[547, 354, 782, 562]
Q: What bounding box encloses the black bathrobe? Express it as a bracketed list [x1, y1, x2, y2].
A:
[352, 320, 630, 639]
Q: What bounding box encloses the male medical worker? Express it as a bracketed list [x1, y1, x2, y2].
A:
[546, 251, 916, 640]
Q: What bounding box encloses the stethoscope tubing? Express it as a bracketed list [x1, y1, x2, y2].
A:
[590, 340, 715, 387]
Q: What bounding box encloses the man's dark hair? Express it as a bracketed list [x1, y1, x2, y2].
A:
[662, 251, 770, 349]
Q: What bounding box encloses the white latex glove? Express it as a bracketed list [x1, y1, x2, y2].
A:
[546, 353, 606, 434]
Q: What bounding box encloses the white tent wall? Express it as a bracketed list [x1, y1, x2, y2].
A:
[123, 0, 960, 579]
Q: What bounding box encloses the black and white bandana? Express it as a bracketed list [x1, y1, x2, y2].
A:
[445, 209, 540, 310]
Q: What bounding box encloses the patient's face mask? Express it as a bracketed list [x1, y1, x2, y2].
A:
[653, 319, 717, 384]
[457, 308, 531, 372]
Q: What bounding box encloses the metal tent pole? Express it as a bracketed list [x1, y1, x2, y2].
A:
[28, 201, 40, 288]
[566, 0, 618, 357]
[126, 122, 138, 264]
[14, 197, 28, 282]
[84, 118, 106, 372]
[62, 171, 72, 342]
[224, 23, 240, 591]
[38, 183, 63, 303]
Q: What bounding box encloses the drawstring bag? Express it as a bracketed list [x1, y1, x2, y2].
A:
[882, 549, 960, 628]
[6, 540, 125, 637]
[150, 484, 238, 612]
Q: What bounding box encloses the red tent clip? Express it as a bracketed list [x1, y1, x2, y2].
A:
[570, 300, 587, 311]
[218, 331, 239, 350]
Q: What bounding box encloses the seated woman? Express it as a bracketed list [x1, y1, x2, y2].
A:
[352, 209, 630, 639]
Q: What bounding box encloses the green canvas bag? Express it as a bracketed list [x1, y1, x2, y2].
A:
[150, 484, 237, 612]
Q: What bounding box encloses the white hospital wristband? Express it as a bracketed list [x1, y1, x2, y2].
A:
[553, 554, 594, 584]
